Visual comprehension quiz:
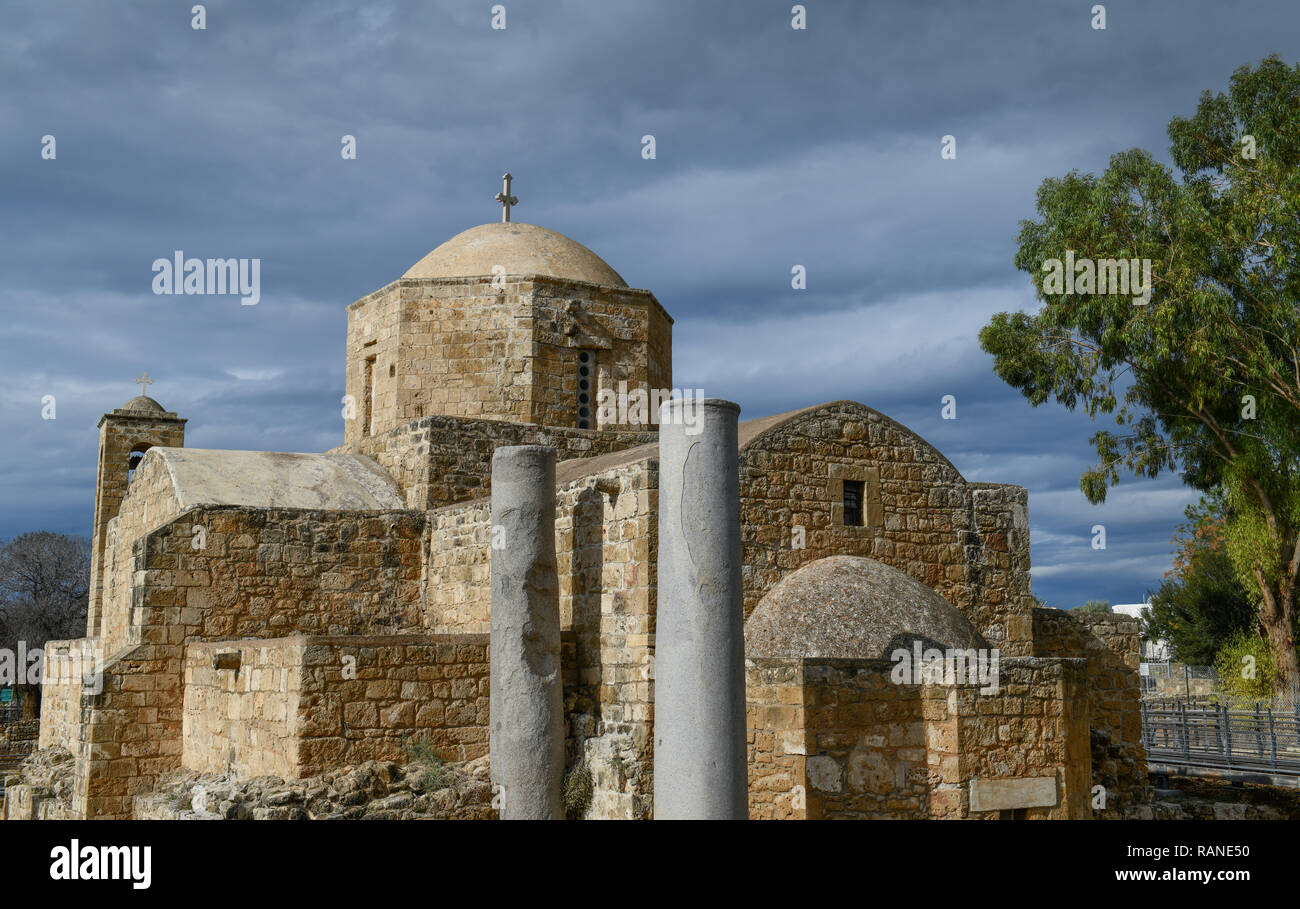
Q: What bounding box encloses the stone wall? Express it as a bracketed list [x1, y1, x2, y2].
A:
[342, 281, 402, 441]
[924, 659, 1092, 820]
[738, 402, 1033, 656]
[529, 278, 672, 431]
[346, 278, 530, 441]
[424, 456, 659, 819]
[183, 639, 304, 779]
[297, 635, 490, 774]
[182, 635, 490, 780]
[1033, 607, 1150, 815]
[746, 659, 808, 820]
[747, 656, 1091, 820]
[66, 505, 427, 818]
[425, 499, 493, 633]
[343, 275, 671, 444]
[558, 459, 657, 820]
[35, 639, 97, 752]
[1, 748, 79, 821]
[333, 412, 655, 510]
[99, 451, 186, 655]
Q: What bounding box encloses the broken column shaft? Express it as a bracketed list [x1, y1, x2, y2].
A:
[489, 444, 564, 820]
[653, 397, 748, 819]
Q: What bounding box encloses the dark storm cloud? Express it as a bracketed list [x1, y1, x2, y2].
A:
[1, 0, 1296, 609]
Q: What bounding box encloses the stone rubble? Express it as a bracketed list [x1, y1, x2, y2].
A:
[131, 754, 495, 820]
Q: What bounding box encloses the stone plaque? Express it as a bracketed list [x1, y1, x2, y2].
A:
[968, 776, 1057, 812]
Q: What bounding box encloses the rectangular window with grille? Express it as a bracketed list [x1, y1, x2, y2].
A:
[843, 479, 864, 526]
[577, 350, 596, 429]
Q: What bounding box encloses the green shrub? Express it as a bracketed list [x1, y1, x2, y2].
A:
[1074, 600, 1112, 614]
[403, 734, 454, 792]
[1213, 631, 1281, 699]
[403, 734, 442, 766]
[563, 763, 593, 820]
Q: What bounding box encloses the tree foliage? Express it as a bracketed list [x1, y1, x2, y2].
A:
[980, 56, 1300, 685]
[1144, 494, 1259, 665]
[0, 532, 91, 656]
[1214, 631, 1280, 700]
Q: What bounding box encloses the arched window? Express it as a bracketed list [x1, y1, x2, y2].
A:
[127, 444, 151, 483]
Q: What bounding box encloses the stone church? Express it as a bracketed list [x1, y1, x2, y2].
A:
[5, 202, 1148, 820]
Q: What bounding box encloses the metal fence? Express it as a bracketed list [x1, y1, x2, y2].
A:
[1140, 661, 1216, 693]
[1141, 699, 1300, 776]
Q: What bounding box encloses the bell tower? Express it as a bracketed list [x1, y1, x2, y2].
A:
[87, 376, 186, 637]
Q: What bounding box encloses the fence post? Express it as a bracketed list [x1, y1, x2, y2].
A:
[1255, 702, 1264, 759]
[1180, 701, 1190, 762]
[1221, 704, 1232, 768]
[1268, 706, 1278, 770]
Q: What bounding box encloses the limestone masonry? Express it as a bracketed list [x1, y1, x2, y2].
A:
[3, 219, 1147, 820]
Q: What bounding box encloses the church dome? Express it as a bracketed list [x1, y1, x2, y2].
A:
[403, 222, 627, 287]
[745, 555, 989, 660]
[120, 395, 167, 414]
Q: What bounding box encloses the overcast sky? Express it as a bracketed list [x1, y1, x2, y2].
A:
[2, 1, 1297, 608]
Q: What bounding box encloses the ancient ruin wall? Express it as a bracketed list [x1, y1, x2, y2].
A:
[76, 505, 427, 818]
[738, 402, 1034, 655]
[183, 639, 305, 779]
[1032, 607, 1150, 815]
[35, 640, 94, 752]
[560, 460, 658, 820]
[747, 656, 1091, 820]
[923, 658, 1092, 820]
[424, 457, 659, 819]
[183, 635, 490, 780]
[98, 452, 186, 656]
[425, 499, 493, 632]
[746, 659, 809, 820]
[297, 635, 490, 774]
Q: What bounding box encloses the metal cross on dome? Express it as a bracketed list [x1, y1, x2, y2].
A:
[135, 372, 154, 393]
[495, 173, 518, 223]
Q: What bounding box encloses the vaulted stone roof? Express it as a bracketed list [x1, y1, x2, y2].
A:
[139, 448, 407, 511]
[402, 222, 627, 287]
[551, 400, 967, 486]
[744, 555, 988, 660]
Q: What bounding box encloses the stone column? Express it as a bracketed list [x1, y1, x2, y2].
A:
[653, 397, 748, 819]
[489, 444, 564, 820]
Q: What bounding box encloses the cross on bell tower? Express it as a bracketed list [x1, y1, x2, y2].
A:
[494, 173, 518, 223]
[135, 372, 154, 393]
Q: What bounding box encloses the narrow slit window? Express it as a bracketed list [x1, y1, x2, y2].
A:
[843, 479, 864, 526]
[363, 356, 377, 437]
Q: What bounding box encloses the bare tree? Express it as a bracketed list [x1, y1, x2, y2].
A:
[0, 532, 91, 714]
